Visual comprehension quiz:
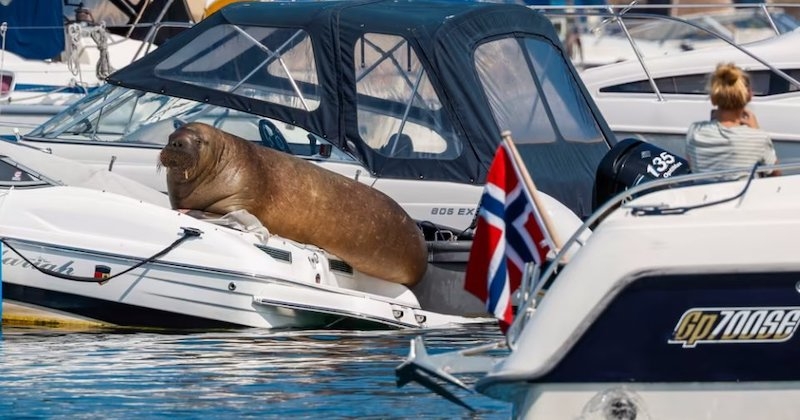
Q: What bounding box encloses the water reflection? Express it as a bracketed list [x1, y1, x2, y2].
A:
[0, 325, 509, 419]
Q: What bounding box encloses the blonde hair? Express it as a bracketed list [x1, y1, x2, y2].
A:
[709, 62, 751, 110]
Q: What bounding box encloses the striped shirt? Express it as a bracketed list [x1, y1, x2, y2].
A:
[685, 121, 777, 173]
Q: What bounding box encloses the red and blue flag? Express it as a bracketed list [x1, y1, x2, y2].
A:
[464, 140, 554, 333]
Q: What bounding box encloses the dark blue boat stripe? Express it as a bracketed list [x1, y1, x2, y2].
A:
[3, 282, 240, 329]
[533, 271, 800, 383]
[2, 283, 396, 331]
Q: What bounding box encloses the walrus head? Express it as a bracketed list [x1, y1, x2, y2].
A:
[160, 122, 246, 211]
[158, 123, 212, 178]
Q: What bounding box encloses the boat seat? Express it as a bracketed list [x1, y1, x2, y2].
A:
[380, 133, 414, 158]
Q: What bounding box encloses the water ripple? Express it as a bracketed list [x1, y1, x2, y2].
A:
[0, 325, 510, 419]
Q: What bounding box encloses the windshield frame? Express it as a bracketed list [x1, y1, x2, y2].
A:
[26, 84, 358, 163]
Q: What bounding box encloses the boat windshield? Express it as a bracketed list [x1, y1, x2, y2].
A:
[28, 84, 356, 162]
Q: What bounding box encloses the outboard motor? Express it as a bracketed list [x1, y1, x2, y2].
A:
[592, 138, 691, 211]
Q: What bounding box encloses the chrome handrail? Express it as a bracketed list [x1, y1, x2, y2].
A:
[534, 2, 800, 91]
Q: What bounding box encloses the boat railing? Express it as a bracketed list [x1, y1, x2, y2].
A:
[505, 160, 800, 349]
[532, 2, 800, 97]
[0, 19, 193, 97]
[535, 2, 800, 40]
[0, 0, 196, 88]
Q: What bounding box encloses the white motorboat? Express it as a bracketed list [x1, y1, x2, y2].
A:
[0, 0, 195, 137]
[580, 19, 800, 160]
[0, 139, 486, 330]
[14, 0, 620, 289]
[395, 150, 800, 418]
[2, 0, 622, 327]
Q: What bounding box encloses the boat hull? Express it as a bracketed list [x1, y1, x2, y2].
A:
[0, 234, 456, 330]
[474, 174, 800, 417]
[0, 186, 481, 330]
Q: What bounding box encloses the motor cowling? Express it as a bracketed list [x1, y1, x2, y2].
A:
[592, 138, 690, 211]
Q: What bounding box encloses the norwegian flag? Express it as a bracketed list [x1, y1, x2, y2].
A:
[464, 140, 555, 333]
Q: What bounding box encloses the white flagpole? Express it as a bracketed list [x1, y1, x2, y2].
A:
[500, 130, 563, 252]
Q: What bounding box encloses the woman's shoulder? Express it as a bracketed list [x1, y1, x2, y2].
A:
[688, 120, 714, 132]
[687, 120, 721, 137]
[689, 120, 715, 128]
[723, 124, 770, 137]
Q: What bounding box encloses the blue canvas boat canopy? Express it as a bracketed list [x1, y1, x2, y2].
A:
[108, 0, 613, 218]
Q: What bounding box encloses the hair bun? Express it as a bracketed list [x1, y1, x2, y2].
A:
[715, 63, 740, 85]
[709, 62, 750, 109]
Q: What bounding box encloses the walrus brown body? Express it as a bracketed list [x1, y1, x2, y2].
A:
[159, 122, 428, 286]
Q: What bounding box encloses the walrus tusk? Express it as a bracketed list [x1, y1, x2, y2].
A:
[184, 170, 188, 180]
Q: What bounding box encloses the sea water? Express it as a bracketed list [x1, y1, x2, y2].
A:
[0, 324, 510, 419]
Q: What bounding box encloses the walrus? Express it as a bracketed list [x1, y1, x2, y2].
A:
[158, 122, 428, 286]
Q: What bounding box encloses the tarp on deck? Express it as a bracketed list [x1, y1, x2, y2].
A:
[0, 0, 65, 60]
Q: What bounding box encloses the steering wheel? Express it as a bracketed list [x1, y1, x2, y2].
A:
[258, 119, 292, 154]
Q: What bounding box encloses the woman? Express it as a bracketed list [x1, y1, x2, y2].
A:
[685, 62, 780, 176]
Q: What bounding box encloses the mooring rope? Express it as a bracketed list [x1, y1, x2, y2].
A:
[66, 23, 83, 79]
[90, 23, 114, 80]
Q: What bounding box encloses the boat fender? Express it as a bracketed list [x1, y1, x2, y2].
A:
[592, 138, 690, 211]
[538, 192, 590, 261]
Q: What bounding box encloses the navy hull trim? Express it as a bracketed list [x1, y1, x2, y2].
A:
[3, 283, 242, 329]
[535, 271, 800, 383]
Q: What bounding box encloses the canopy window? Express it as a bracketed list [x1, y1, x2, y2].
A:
[155, 24, 320, 111]
[474, 36, 603, 145]
[355, 33, 462, 160]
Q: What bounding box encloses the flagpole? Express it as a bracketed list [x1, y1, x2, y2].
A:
[500, 130, 563, 251]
